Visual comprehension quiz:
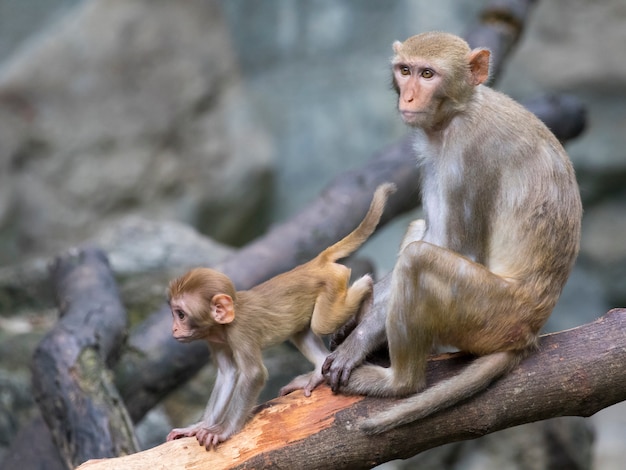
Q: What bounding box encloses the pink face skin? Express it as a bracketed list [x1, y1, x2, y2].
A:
[392, 60, 443, 128]
[170, 295, 203, 342]
[169, 295, 196, 341]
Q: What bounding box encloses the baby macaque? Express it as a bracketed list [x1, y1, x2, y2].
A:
[166, 183, 395, 448]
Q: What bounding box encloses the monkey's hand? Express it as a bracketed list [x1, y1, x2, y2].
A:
[322, 351, 358, 392]
[195, 425, 232, 451]
[166, 423, 202, 442]
[167, 421, 234, 450]
[279, 371, 325, 397]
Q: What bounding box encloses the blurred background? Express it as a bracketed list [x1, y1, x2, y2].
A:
[0, 1, 625, 469]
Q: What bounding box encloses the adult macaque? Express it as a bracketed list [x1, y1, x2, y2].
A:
[322, 32, 582, 434]
[166, 183, 395, 449]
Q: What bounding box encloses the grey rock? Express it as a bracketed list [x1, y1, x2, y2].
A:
[0, 0, 273, 264]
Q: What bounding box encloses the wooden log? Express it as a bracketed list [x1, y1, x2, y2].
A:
[31, 248, 138, 469]
[77, 309, 626, 469]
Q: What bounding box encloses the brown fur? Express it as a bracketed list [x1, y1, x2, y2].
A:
[166, 182, 395, 448]
[322, 32, 582, 434]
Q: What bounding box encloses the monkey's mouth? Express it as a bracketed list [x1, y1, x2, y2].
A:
[400, 110, 424, 121]
[173, 335, 193, 343]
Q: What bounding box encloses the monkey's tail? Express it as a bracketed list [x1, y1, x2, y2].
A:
[321, 182, 396, 262]
[360, 351, 520, 435]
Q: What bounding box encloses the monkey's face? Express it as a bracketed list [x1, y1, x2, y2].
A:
[169, 295, 205, 342]
[169, 292, 235, 343]
[391, 60, 443, 128]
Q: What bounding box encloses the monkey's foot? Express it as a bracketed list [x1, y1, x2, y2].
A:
[279, 371, 325, 397]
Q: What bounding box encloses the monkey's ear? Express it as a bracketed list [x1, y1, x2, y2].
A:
[392, 40, 403, 54]
[468, 48, 490, 86]
[210, 294, 235, 324]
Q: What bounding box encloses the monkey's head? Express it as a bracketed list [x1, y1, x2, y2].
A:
[390, 31, 490, 129]
[168, 268, 237, 342]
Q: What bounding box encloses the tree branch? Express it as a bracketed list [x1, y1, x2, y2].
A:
[465, 0, 538, 83]
[31, 248, 138, 469]
[77, 309, 626, 470]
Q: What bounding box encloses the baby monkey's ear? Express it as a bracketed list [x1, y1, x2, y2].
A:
[210, 294, 235, 324]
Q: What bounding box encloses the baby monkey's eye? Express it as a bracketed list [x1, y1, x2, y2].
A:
[421, 69, 434, 79]
[176, 310, 185, 320]
[399, 65, 410, 76]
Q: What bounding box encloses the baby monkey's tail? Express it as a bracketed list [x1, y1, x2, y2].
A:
[321, 182, 396, 262]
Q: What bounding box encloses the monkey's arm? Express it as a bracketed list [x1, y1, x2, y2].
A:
[323, 273, 391, 390]
[166, 345, 237, 443]
[200, 347, 239, 425]
[194, 347, 267, 449]
[279, 329, 330, 397]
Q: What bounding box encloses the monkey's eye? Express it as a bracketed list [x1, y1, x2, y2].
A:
[421, 69, 435, 79]
[399, 65, 410, 76]
[176, 310, 185, 320]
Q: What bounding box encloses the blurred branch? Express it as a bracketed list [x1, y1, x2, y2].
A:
[465, 0, 538, 84]
[31, 248, 137, 469]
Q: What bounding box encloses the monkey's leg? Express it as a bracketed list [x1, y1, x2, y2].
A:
[355, 241, 529, 433]
[338, 262, 432, 396]
[280, 329, 329, 397]
[339, 250, 432, 397]
[340, 239, 527, 398]
[310, 273, 373, 335]
[323, 273, 391, 391]
[396, 241, 535, 353]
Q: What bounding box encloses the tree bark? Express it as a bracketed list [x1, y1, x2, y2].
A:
[30, 248, 138, 469]
[77, 309, 626, 470]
